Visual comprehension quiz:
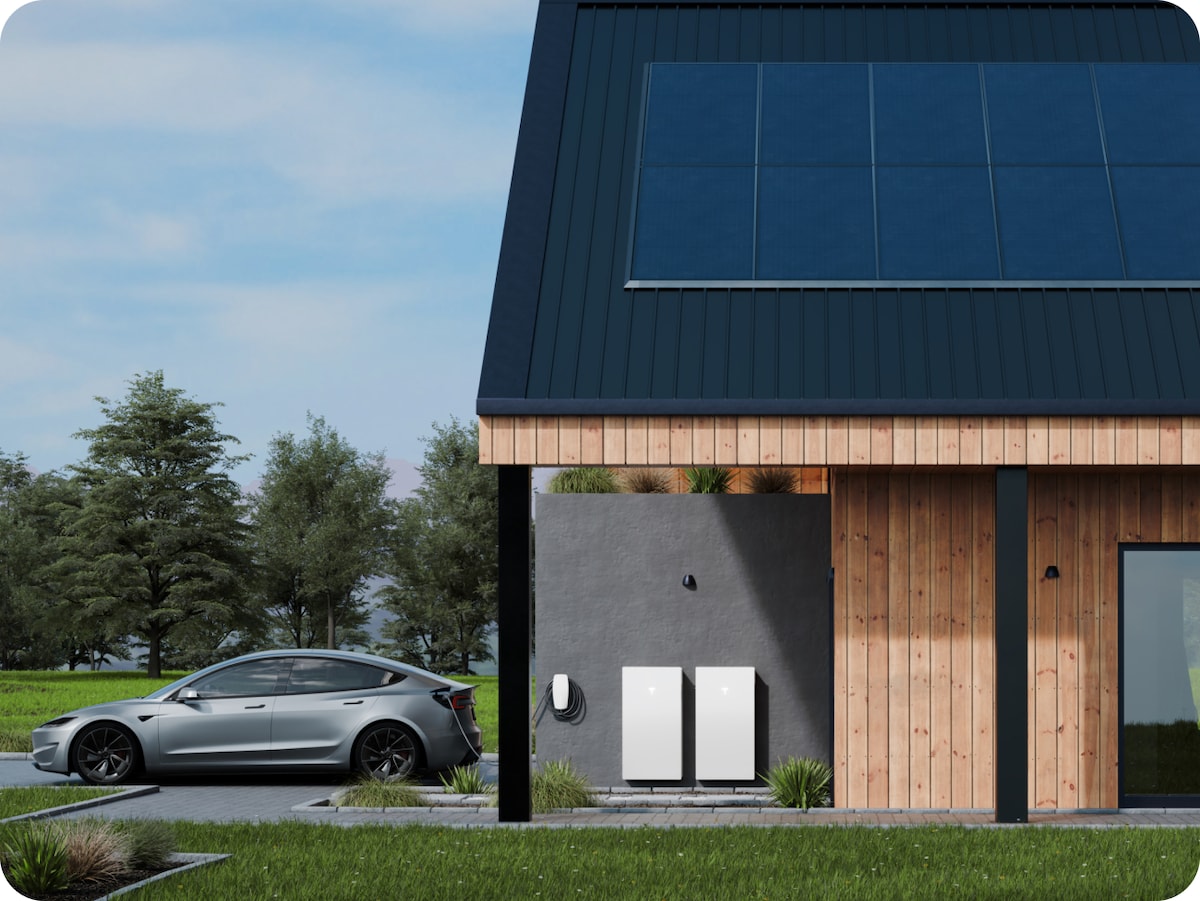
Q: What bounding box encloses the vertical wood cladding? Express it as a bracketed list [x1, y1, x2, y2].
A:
[833, 469, 1200, 810]
[832, 470, 996, 808]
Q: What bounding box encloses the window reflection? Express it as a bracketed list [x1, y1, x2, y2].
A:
[1123, 548, 1200, 798]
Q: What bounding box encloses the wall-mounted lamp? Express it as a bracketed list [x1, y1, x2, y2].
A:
[682, 574, 697, 590]
[1044, 565, 1060, 580]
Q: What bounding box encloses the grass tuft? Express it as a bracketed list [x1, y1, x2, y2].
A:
[439, 764, 495, 796]
[336, 775, 428, 808]
[2, 825, 69, 895]
[747, 468, 798, 493]
[531, 759, 597, 812]
[684, 466, 733, 494]
[762, 756, 833, 810]
[546, 467, 621, 493]
[50, 818, 129, 884]
[118, 819, 177, 869]
[621, 468, 673, 493]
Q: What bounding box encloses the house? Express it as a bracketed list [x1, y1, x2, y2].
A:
[476, 0, 1200, 822]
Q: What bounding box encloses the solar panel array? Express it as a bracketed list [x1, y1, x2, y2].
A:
[629, 63, 1200, 283]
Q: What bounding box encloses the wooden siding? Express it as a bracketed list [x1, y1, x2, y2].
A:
[834, 468, 1200, 811]
[480, 415, 1200, 468]
[832, 471, 995, 809]
[1026, 471, 1200, 809]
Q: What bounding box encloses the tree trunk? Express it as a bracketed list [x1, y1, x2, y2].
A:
[147, 626, 161, 679]
[327, 598, 335, 649]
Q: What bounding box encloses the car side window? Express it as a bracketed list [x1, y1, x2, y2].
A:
[284, 658, 404, 695]
[187, 659, 285, 699]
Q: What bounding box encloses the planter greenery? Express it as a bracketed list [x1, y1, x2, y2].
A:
[748, 468, 797, 493]
[621, 468, 672, 493]
[762, 756, 833, 809]
[684, 466, 733, 494]
[547, 467, 621, 493]
[439, 764, 495, 796]
[1, 817, 180, 898]
[2, 826, 70, 895]
[337, 776, 428, 808]
[530, 759, 597, 812]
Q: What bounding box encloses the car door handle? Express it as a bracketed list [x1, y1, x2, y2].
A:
[244, 704, 266, 709]
[343, 700, 364, 705]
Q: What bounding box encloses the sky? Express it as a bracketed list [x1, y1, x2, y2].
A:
[3, 0, 1200, 494]
[0, 0, 537, 492]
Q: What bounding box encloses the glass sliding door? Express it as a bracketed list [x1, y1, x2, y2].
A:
[1121, 546, 1200, 805]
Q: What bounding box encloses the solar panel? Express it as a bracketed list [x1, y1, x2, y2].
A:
[877, 167, 999, 279]
[629, 61, 1200, 284]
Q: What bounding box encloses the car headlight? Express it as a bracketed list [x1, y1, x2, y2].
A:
[38, 717, 77, 729]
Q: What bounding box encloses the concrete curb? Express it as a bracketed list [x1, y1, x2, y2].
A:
[1, 784, 160, 823]
[97, 853, 230, 900]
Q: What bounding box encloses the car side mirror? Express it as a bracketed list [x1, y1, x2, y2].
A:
[178, 689, 203, 702]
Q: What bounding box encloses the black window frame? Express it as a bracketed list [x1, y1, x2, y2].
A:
[1118, 542, 1200, 808]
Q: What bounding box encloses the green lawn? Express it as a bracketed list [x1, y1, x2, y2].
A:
[3, 821, 1190, 901]
[0, 670, 184, 752]
[0, 785, 119, 820]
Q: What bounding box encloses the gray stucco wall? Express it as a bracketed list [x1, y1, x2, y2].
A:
[534, 493, 831, 787]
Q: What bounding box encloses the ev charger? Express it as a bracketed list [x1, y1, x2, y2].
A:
[552, 673, 570, 711]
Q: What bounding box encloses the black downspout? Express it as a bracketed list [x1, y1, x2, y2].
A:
[994, 466, 1029, 823]
[497, 465, 533, 822]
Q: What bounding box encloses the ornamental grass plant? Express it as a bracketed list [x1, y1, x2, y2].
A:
[530, 759, 597, 812]
[439, 764, 495, 796]
[762, 755, 834, 810]
[684, 466, 733, 493]
[336, 775, 428, 808]
[2, 825, 70, 896]
[546, 467, 621, 493]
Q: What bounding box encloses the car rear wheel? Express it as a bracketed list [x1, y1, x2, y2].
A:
[72, 723, 139, 785]
[355, 723, 422, 781]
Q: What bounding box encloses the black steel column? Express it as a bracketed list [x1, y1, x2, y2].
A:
[995, 467, 1029, 823]
[497, 465, 532, 822]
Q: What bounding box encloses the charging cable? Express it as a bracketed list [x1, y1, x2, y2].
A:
[532, 677, 586, 726]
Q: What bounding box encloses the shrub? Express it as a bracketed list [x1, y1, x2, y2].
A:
[684, 467, 732, 494]
[119, 820, 177, 869]
[547, 467, 621, 494]
[2, 826, 69, 895]
[747, 468, 797, 494]
[50, 818, 129, 884]
[337, 775, 428, 808]
[621, 468, 672, 493]
[531, 759, 597, 812]
[762, 756, 833, 810]
[440, 764, 495, 796]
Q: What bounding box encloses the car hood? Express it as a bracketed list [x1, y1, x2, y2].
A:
[51, 697, 167, 721]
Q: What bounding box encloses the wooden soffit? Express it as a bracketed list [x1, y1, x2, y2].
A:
[478, 414, 1200, 468]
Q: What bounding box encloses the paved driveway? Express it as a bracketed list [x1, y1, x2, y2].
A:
[6, 756, 1200, 828]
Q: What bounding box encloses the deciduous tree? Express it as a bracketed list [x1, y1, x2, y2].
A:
[250, 415, 395, 649]
[381, 419, 497, 675]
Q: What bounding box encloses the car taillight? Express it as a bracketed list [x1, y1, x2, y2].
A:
[434, 690, 475, 711]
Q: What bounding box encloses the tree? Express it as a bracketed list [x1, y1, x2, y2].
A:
[0, 453, 62, 669]
[381, 418, 498, 675]
[250, 415, 395, 649]
[54, 372, 255, 678]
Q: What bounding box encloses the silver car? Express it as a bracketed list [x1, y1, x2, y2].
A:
[31, 649, 483, 785]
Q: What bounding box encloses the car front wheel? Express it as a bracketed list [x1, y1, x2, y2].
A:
[72, 723, 139, 785]
[355, 723, 421, 781]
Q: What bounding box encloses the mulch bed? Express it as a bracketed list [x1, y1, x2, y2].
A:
[2, 860, 184, 900]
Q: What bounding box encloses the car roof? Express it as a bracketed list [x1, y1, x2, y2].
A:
[215, 648, 471, 689]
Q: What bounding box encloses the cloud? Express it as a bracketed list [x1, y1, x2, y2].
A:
[339, 0, 537, 36]
[0, 36, 520, 210]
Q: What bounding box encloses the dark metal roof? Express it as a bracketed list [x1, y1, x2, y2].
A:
[477, 2, 1200, 415]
